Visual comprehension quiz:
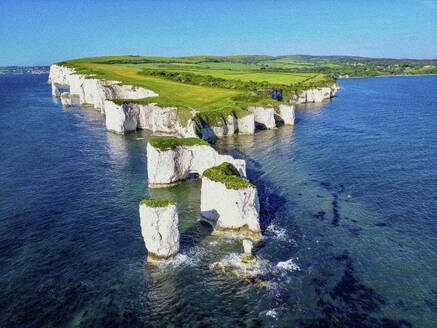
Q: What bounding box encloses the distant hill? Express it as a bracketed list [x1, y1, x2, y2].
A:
[0, 66, 50, 74]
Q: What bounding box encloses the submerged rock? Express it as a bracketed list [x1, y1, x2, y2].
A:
[147, 138, 246, 186]
[200, 162, 261, 240]
[139, 200, 180, 263]
[210, 253, 270, 288]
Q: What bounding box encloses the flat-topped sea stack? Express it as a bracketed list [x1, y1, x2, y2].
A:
[147, 137, 246, 187]
[139, 200, 180, 263]
[201, 162, 261, 240]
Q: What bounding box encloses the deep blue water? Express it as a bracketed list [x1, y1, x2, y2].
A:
[1, 74, 436, 327]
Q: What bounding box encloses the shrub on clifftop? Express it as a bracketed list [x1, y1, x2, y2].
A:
[203, 162, 255, 190]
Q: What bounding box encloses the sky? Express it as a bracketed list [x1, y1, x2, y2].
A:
[0, 0, 436, 66]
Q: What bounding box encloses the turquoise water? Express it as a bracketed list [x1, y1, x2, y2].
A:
[1, 74, 436, 327]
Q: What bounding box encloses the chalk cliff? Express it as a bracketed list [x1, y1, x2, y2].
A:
[147, 139, 246, 186]
[295, 83, 339, 103]
[246, 106, 276, 129]
[246, 104, 295, 129]
[104, 101, 197, 136]
[49, 64, 157, 113]
[276, 104, 295, 125]
[139, 200, 180, 262]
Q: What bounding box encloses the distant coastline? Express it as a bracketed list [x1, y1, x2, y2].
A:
[0, 66, 50, 75]
[337, 73, 437, 80]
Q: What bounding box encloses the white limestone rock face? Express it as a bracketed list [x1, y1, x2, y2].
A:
[51, 83, 60, 97]
[104, 101, 140, 133]
[237, 112, 255, 134]
[276, 104, 295, 125]
[243, 240, 253, 255]
[137, 103, 197, 137]
[200, 176, 261, 240]
[198, 115, 237, 139]
[246, 106, 276, 129]
[295, 83, 340, 104]
[60, 92, 72, 107]
[48, 64, 158, 114]
[139, 202, 179, 262]
[147, 143, 246, 186]
[104, 101, 197, 136]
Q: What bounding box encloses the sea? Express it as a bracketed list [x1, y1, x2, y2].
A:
[0, 74, 436, 327]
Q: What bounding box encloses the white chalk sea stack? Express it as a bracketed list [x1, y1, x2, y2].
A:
[200, 162, 261, 240]
[60, 92, 72, 107]
[147, 138, 246, 186]
[243, 240, 253, 255]
[246, 106, 276, 129]
[277, 104, 295, 125]
[139, 200, 180, 263]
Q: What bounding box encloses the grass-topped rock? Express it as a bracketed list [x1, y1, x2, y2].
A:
[201, 164, 261, 240]
[203, 162, 255, 190]
[148, 137, 210, 151]
[138, 199, 179, 263]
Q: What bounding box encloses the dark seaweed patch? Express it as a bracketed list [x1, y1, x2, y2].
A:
[316, 181, 348, 226]
[348, 227, 362, 236]
[424, 289, 437, 314]
[301, 252, 412, 327]
[313, 211, 326, 221]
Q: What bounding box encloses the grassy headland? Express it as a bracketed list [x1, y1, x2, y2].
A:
[56, 55, 435, 128]
[56, 56, 335, 112]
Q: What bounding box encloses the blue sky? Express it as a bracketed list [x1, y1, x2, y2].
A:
[0, 0, 436, 66]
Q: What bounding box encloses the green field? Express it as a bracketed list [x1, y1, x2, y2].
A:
[57, 56, 336, 115]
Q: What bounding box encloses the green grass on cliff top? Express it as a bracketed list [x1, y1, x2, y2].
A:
[139, 199, 176, 207]
[57, 57, 244, 112]
[203, 162, 255, 190]
[56, 56, 332, 113]
[148, 137, 210, 151]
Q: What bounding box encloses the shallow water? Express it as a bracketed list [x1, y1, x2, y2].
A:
[1, 74, 436, 327]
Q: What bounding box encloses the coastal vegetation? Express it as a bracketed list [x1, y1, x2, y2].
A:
[56, 56, 335, 110]
[203, 162, 255, 190]
[148, 137, 210, 151]
[139, 199, 176, 207]
[54, 55, 436, 130]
